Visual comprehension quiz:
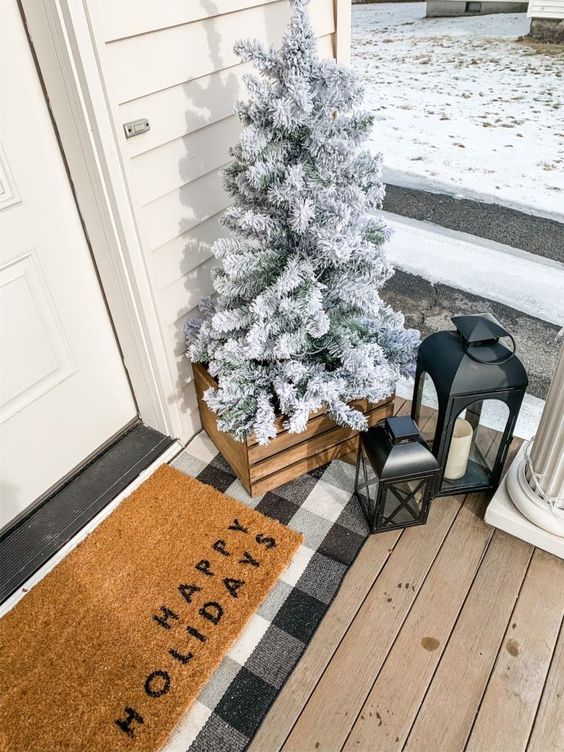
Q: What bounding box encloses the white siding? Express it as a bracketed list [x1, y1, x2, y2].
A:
[83, 0, 340, 441]
[528, 0, 564, 18]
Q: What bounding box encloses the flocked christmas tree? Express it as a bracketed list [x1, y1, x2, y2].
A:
[186, 0, 419, 445]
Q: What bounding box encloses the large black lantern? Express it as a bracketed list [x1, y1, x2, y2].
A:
[355, 416, 441, 533]
[412, 313, 528, 497]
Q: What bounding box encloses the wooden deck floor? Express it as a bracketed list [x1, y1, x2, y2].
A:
[250, 398, 564, 752]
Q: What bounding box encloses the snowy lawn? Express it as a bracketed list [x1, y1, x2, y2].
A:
[352, 3, 564, 219]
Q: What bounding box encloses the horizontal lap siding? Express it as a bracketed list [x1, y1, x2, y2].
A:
[97, 0, 282, 42]
[528, 0, 564, 18]
[131, 115, 241, 207]
[120, 64, 253, 158]
[105, 1, 336, 105]
[150, 213, 226, 291]
[140, 167, 230, 252]
[84, 0, 337, 441]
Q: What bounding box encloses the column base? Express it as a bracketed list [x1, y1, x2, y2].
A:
[485, 445, 564, 560]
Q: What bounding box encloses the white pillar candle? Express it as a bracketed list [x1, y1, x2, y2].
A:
[444, 418, 474, 481]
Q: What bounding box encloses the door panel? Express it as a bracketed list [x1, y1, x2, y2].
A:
[0, 0, 137, 527]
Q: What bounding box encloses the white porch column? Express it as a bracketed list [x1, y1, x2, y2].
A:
[525, 339, 564, 505]
[510, 336, 564, 536]
[486, 333, 564, 559]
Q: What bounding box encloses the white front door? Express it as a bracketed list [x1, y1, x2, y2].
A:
[0, 0, 137, 528]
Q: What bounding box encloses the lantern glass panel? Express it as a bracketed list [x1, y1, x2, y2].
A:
[412, 371, 439, 449]
[441, 399, 510, 494]
[356, 448, 380, 516]
[381, 478, 427, 529]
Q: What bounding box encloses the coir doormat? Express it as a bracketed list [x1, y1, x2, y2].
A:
[0, 465, 301, 752]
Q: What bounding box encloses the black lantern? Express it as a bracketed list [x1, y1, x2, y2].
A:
[355, 416, 441, 533]
[412, 313, 528, 497]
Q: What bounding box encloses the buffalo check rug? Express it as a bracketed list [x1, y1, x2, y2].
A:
[163, 431, 370, 752]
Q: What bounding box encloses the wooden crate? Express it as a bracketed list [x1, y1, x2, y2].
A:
[193, 363, 395, 497]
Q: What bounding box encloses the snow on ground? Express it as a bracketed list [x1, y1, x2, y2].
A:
[352, 3, 564, 220]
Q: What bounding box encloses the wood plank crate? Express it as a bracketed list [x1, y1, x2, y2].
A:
[193, 363, 395, 497]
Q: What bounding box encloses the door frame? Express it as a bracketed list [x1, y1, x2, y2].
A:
[18, 0, 184, 440]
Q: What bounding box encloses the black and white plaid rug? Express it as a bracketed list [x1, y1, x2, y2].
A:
[163, 431, 370, 752]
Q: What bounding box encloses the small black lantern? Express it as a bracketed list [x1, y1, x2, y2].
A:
[412, 313, 528, 497]
[355, 416, 440, 533]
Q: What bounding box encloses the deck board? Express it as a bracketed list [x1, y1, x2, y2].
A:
[466, 548, 564, 752]
[527, 619, 564, 752]
[342, 492, 495, 752]
[404, 529, 533, 752]
[282, 495, 463, 752]
[251, 401, 563, 752]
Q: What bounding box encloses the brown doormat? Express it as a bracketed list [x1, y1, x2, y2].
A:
[0, 465, 302, 752]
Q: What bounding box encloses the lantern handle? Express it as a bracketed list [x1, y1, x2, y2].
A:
[464, 333, 516, 365]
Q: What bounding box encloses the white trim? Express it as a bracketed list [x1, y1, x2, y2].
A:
[0, 141, 22, 211]
[333, 0, 352, 64]
[19, 0, 185, 439]
[0, 439, 182, 618]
